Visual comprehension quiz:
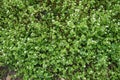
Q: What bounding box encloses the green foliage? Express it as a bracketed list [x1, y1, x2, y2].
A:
[0, 0, 120, 80]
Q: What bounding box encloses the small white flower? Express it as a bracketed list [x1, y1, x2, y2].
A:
[75, 9, 79, 12]
[105, 26, 109, 28]
[90, 70, 93, 74]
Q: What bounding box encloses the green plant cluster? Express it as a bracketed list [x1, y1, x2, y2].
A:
[0, 0, 120, 80]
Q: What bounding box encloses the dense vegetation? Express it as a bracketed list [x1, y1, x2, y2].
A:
[0, 0, 120, 80]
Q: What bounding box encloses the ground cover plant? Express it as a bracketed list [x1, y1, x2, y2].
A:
[0, 0, 120, 80]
